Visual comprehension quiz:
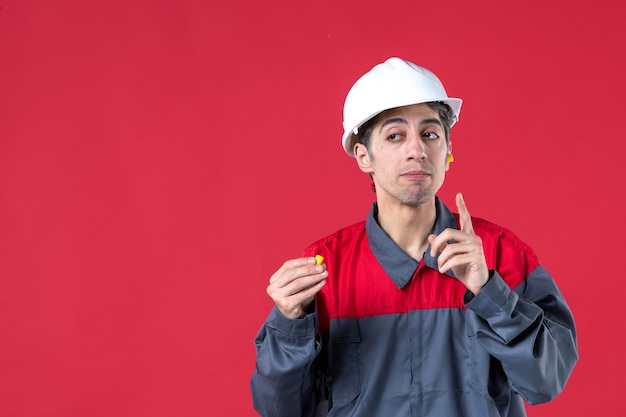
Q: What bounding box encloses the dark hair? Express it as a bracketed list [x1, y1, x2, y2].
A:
[356, 101, 454, 153]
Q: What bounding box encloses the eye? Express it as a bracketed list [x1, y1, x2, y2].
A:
[422, 131, 440, 140]
[387, 133, 404, 142]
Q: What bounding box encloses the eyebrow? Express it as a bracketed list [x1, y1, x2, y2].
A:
[378, 117, 443, 133]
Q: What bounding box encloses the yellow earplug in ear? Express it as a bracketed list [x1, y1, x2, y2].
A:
[447, 154, 455, 163]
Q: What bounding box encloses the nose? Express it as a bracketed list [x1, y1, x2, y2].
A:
[405, 132, 426, 160]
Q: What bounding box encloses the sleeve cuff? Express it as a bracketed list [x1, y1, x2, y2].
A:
[268, 305, 318, 339]
[464, 270, 517, 319]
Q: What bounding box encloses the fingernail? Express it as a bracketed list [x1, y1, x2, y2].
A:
[315, 265, 324, 272]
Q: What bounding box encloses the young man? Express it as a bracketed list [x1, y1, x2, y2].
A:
[250, 57, 578, 417]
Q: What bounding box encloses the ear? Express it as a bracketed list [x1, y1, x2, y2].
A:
[354, 143, 373, 174]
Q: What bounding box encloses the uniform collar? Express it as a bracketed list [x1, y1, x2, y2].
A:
[365, 197, 459, 289]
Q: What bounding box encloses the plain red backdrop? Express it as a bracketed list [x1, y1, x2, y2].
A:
[1, 1, 625, 416]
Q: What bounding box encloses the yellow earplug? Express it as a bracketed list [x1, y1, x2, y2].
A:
[447, 154, 455, 163]
[315, 255, 324, 265]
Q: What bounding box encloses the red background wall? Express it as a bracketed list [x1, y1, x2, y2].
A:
[1, 1, 624, 416]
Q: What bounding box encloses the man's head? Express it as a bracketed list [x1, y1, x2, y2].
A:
[342, 57, 462, 157]
[342, 58, 462, 206]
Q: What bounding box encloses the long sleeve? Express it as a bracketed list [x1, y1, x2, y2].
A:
[251, 306, 323, 417]
[465, 267, 578, 404]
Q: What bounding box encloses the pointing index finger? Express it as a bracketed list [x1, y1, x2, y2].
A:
[456, 193, 475, 235]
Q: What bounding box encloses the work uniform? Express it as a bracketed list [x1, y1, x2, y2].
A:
[251, 198, 578, 417]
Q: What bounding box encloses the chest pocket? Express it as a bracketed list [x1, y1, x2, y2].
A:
[328, 318, 361, 404]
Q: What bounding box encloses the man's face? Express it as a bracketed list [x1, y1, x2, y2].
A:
[354, 103, 451, 207]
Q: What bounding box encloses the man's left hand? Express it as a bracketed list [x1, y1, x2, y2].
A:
[428, 193, 490, 295]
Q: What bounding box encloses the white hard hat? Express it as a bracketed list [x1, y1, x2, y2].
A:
[342, 57, 463, 157]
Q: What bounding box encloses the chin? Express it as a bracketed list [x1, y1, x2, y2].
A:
[398, 192, 434, 206]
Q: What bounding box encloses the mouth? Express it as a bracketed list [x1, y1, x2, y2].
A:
[400, 170, 431, 180]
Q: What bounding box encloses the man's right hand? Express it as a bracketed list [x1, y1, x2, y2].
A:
[267, 257, 328, 319]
